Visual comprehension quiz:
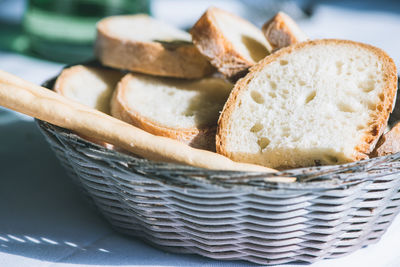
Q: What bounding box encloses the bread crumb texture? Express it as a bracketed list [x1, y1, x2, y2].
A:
[217, 39, 397, 169]
[54, 65, 123, 114]
[121, 75, 232, 129]
[112, 74, 233, 150]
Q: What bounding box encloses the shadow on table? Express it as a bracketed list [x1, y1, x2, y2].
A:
[0, 117, 255, 266]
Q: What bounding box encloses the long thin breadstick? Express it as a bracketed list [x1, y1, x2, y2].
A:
[0, 70, 289, 177]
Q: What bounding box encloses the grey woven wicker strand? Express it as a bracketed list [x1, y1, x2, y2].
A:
[36, 77, 400, 265]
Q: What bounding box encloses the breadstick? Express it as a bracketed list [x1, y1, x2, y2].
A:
[0, 70, 291, 179]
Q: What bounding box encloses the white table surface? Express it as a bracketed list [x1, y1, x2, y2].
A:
[1, 1, 400, 266]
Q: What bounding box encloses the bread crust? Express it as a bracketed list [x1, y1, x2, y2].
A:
[54, 65, 123, 148]
[190, 7, 271, 78]
[217, 39, 398, 164]
[54, 65, 88, 96]
[95, 15, 214, 79]
[0, 69, 282, 173]
[54, 65, 122, 114]
[262, 12, 308, 51]
[370, 122, 400, 157]
[111, 74, 219, 151]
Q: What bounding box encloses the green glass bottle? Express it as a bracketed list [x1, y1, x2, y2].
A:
[23, 0, 150, 63]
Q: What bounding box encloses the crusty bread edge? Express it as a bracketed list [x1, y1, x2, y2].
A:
[95, 15, 214, 79]
[0, 69, 285, 175]
[370, 122, 400, 157]
[190, 7, 268, 77]
[53, 65, 87, 97]
[217, 39, 398, 163]
[262, 12, 308, 51]
[111, 74, 218, 151]
[54, 64, 124, 114]
[54, 65, 121, 148]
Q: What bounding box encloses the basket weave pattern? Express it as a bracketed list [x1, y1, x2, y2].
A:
[37, 119, 400, 265]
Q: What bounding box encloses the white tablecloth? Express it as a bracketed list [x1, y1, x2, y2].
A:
[1, 1, 400, 266]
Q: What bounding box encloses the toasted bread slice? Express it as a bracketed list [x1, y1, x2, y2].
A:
[262, 12, 308, 51]
[95, 15, 214, 79]
[217, 39, 397, 169]
[111, 74, 233, 151]
[190, 7, 272, 78]
[54, 65, 123, 114]
[370, 122, 400, 157]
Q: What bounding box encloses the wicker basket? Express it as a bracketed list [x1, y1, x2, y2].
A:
[36, 77, 400, 265]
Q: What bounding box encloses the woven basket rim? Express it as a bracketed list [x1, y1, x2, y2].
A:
[38, 72, 400, 191]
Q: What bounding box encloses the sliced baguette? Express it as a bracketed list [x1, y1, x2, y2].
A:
[54, 65, 123, 114]
[54, 65, 123, 148]
[370, 122, 400, 157]
[262, 12, 308, 51]
[0, 69, 281, 173]
[190, 7, 272, 78]
[217, 39, 397, 169]
[111, 73, 233, 151]
[95, 15, 214, 79]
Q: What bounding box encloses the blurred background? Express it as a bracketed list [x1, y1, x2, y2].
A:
[0, 0, 399, 85]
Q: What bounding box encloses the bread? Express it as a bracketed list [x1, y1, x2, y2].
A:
[0, 69, 281, 174]
[54, 65, 123, 114]
[217, 39, 398, 169]
[111, 73, 233, 151]
[54, 65, 124, 149]
[95, 15, 214, 79]
[370, 122, 400, 157]
[190, 7, 272, 78]
[262, 12, 308, 51]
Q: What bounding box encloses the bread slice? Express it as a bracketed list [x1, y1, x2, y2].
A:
[217, 39, 397, 169]
[54, 65, 123, 114]
[262, 12, 308, 51]
[111, 73, 233, 151]
[190, 7, 272, 78]
[95, 15, 214, 79]
[54, 65, 124, 148]
[370, 122, 400, 157]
